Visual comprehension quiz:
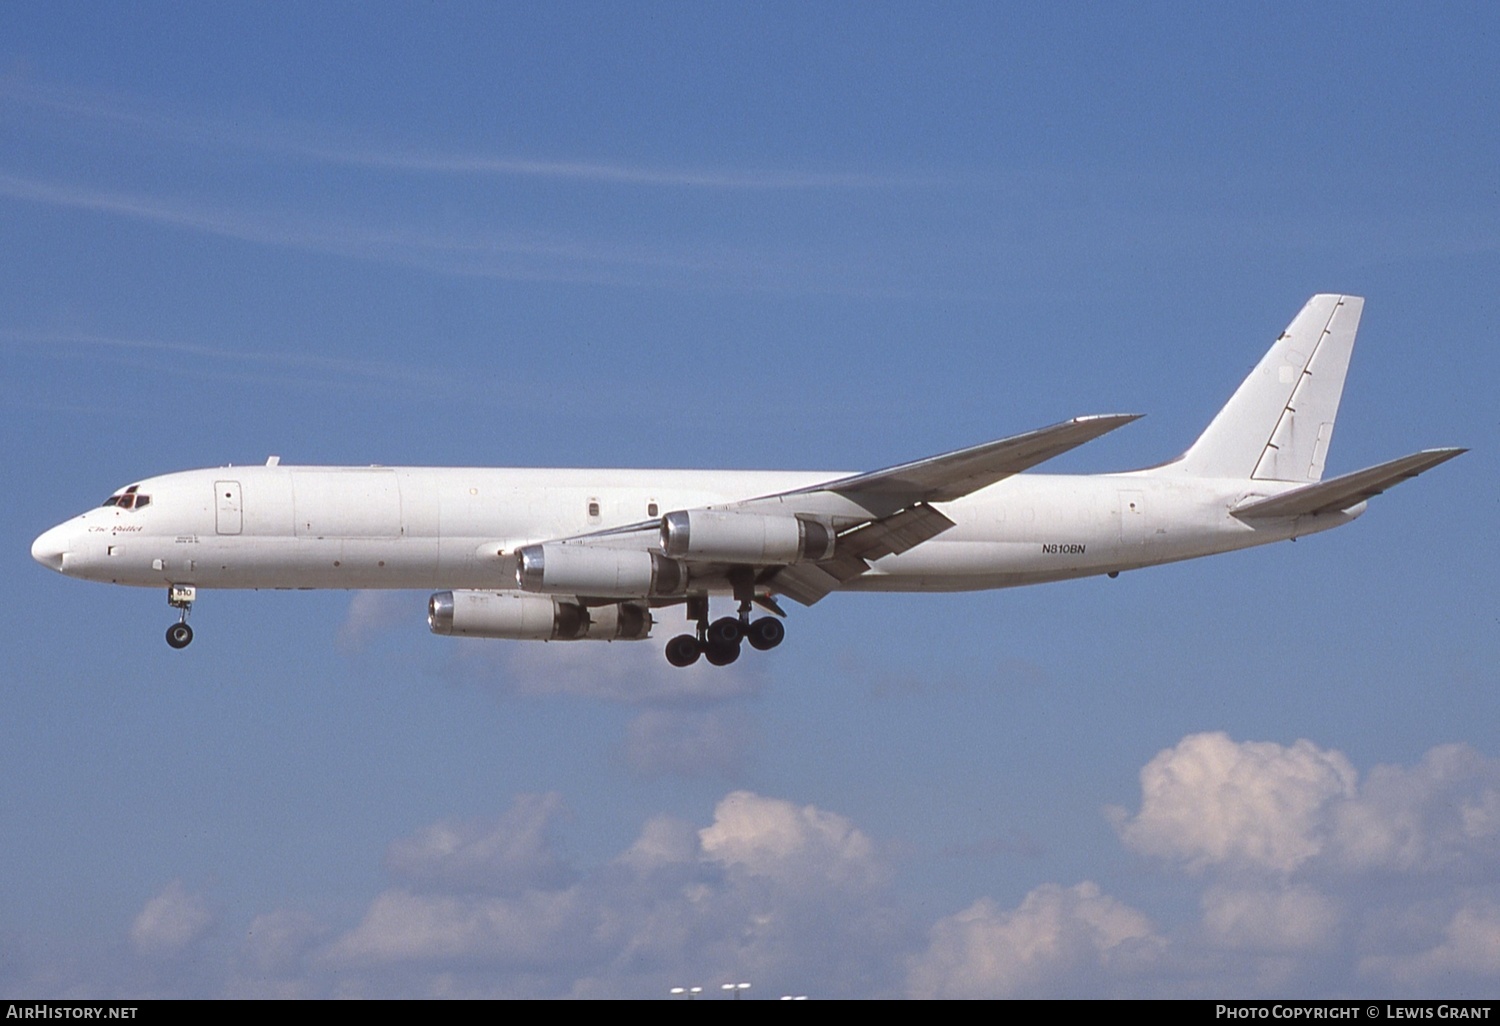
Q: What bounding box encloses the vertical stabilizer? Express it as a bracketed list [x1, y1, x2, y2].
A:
[1171, 294, 1362, 481]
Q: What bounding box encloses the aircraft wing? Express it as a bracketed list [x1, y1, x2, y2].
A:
[554, 415, 1142, 607]
[777, 414, 1143, 507]
[759, 415, 1141, 604]
[1231, 448, 1466, 519]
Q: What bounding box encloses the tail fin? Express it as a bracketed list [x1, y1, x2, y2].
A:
[1171, 294, 1363, 481]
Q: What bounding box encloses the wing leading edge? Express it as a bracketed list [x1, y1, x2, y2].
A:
[777, 414, 1143, 511]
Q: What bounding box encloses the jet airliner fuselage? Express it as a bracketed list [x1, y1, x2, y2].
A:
[31, 296, 1464, 666]
[30, 463, 1349, 593]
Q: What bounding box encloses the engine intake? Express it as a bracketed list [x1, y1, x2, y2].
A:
[659, 510, 835, 564]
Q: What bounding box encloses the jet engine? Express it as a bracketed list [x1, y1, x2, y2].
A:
[428, 590, 652, 641]
[514, 544, 685, 597]
[659, 510, 835, 564]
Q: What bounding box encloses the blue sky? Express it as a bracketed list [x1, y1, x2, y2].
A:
[2, 3, 1497, 998]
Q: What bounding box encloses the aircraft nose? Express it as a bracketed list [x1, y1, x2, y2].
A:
[31, 524, 70, 572]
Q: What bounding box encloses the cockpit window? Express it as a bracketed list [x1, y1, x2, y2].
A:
[102, 484, 151, 511]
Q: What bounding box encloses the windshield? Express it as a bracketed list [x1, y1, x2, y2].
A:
[101, 484, 151, 511]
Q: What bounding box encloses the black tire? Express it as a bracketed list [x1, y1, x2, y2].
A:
[664, 634, 702, 667]
[704, 641, 741, 666]
[166, 623, 194, 649]
[707, 616, 743, 647]
[746, 616, 785, 651]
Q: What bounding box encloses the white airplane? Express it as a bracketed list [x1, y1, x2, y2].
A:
[32, 295, 1463, 667]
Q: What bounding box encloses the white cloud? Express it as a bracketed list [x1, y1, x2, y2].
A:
[238, 909, 325, 977]
[1110, 729, 1356, 876]
[1102, 734, 1500, 994]
[70, 738, 1500, 997]
[1329, 743, 1500, 873]
[385, 793, 575, 895]
[1111, 732, 1357, 874]
[1111, 733, 1500, 878]
[700, 791, 887, 894]
[0, 172, 745, 289]
[1200, 884, 1341, 952]
[907, 882, 1162, 998]
[324, 887, 592, 971]
[615, 813, 701, 874]
[1361, 900, 1500, 987]
[314, 789, 907, 997]
[7, 79, 914, 190]
[129, 880, 214, 959]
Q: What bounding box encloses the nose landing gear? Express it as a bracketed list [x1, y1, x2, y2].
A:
[165, 584, 196, 649]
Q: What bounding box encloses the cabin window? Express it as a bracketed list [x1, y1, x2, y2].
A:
[647, 501, 659, 517]
[587, 500, 600, 518]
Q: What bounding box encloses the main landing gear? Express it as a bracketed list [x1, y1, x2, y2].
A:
[663, 588, 786, 668]
[165, 584, 196, 649]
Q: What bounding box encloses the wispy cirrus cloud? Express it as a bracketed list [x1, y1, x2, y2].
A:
[3, 79, 930, 191]
[0, 327, 460, 396]
[0, 169, 923, 296]
[0, 171, 711, 286]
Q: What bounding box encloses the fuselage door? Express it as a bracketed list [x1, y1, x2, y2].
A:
[215, 480, 243, 535]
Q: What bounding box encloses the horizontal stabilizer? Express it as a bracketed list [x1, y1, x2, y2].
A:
[1231, 448, 1466, 519]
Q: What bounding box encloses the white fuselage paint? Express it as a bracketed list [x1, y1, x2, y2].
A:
[32, 464, 1358, 595]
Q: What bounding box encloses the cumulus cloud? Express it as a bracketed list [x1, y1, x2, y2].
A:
[700, 791, 887, 894]
[385, 793, 575, 895]
[60, 737, 1500, 997]
[1102, 734, 1500, 995]
[1200, 884, 1341, 952]
[326, 887, 593, 972]
[238, 909, 325, 977]
[1361, 900, 1500, 987]
[313, 789, 909, 997]
[907, 882, 1163, 998]
[1111, 733, 1500, 878]
[1110, 732, 1357, 874]
[227, 910, 329, 998]
[1329, 744, 1500, 873]
[129, 880, 214, 959]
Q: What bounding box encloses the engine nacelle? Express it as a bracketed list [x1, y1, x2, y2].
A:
[514, 543, 685, 597]
[659, 510, 835, 564]
[429, 590, 588, 640]
[428, 591, 654, 641]
[583, 600, 653, 641]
